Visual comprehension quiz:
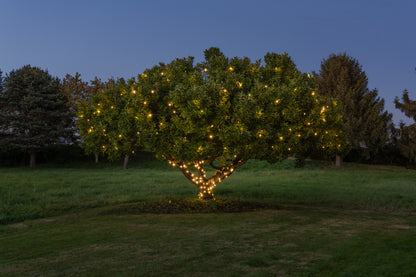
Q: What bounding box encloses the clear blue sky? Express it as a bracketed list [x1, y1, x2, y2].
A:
[1, 0, 415, 124]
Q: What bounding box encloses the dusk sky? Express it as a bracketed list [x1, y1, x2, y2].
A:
[1, 0, 415, 124]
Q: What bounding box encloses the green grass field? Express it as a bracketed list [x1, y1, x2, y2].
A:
[1, 159, 416, 276]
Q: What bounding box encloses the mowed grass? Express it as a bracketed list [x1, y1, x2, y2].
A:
[1, 159, 416, 276]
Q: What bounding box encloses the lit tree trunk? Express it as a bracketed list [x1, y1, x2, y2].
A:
[30, 150, 36, 169]
[123, 155, 129, 170]
[168, 158, 247, 200]
[94, 153, 99, 164]
[335, 155, 342, 167]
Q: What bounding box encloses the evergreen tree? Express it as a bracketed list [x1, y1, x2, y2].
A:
[394, 90, 416, 165]
[0, 65, 72, 168]
[314, 53, 392, 161]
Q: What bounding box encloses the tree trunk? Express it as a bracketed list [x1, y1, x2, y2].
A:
[198, 186, 214, 200]
[123, 155, 129, 170]
[94, 153, 99, 164]
[30, 150, 36, 168]
[335, 155, 342, 167]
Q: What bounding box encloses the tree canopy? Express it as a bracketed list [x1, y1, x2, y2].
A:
[0, 65, 72, 168]
[76, 78, 142, 169]
[114, 48, 345, 199]
[314, 53, 392, 160]
[394, 90, 416, 165]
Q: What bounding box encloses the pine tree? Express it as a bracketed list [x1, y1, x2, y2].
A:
[315, 53, 392, 161]
[394, 90, 416, 165]
[0, 65, 72, 168]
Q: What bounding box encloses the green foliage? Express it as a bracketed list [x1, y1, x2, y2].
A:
[130, 48, 346, 199]
[76, 78, 143, 167]
[0, 65, 72, 167]
[315, 53, 392, 159]
[394, 90, 416, 165]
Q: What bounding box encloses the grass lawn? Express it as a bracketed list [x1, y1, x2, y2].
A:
[1, 159, 416, 276]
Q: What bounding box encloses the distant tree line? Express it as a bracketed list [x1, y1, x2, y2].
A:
[0, 51, 415, 168]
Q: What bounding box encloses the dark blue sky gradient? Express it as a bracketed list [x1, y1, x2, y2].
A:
[1, 0, 415, 124]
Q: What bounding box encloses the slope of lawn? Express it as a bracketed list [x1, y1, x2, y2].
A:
[1, 158, 416, 276]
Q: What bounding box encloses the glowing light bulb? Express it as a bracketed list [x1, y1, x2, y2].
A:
[148, 113, 152, 118]
[209, 134, 214, 139]
[151, 90, 155, 94]
[204, 68, 208, 72]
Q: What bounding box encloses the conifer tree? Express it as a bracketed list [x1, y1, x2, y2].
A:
[0, 65, 72, 168]
[394, 90, 416, 164]
[315, 53, 392, 161]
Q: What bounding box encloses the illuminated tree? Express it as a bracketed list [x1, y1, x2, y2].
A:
[130, 48, 346, 199]
[76, 78, 142, 169]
